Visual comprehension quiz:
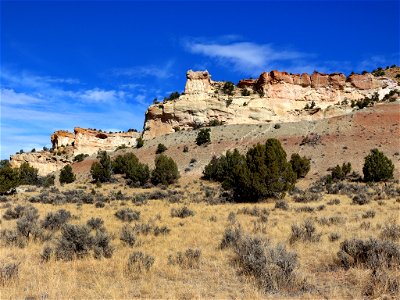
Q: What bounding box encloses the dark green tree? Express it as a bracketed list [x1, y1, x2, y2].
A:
[0, 161, 19, 194]
[156, 143, 167, 154]
[363, 149, 394, 182]
[203, 139, 296, 201]
[290, 153, 311, 179]
[151, 155, 179, 185]
[19, 162, 39, 185]
[203, 149, 243, 182]
[125, 157, 150, 186]
[59, 165, 76, 184]
[113, 153, 149, 185]
[90, 151, 112, 183]
[196, 128, 211, 146]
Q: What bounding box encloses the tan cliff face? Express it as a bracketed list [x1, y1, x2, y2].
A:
[11, 128, 141, 175]
[142, 69, 399, 139]
[9, 152, 71, 176]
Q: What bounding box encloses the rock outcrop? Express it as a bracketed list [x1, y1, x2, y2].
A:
[142, 69, 398, 139]
[10, 152, 71, 176]
[10, 128, 140, 175]
[73, 127, 140, 155]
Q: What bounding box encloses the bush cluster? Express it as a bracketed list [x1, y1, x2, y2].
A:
[220, 225, 305, 293]
[329, 162, 352, 181]
[54, 224, 113, 260]
[337, 238, 400, 270]
[115, 208, 141, 222]
[289, 220, 321, 244]
[127, 251, 154, 273]
[168, 248, 201, 268]
[203, 139, 297, 201]
[112, 153, 150, 186]
[170, 206, 195, 218]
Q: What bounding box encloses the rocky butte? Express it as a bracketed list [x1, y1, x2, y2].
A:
[9, 68, 399, 175]
[10, 128, 140, 175]
[142, 69, 398, 139]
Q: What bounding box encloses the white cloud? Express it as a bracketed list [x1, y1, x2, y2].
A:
[112, 60, 174, 79]
[185, 39, 305, 75]
[79, 88, 121, 102]
[0, 88, 45, 105]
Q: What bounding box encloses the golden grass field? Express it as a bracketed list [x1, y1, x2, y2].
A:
[1, 177, 399, 299]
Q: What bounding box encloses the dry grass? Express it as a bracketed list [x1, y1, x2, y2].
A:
[1, 179, 399, 299]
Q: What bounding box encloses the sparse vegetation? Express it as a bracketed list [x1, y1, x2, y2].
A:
[196, 128, 211, 146]
[73, 153, 89, 162]
[136, 137, 144, 148]
[222, 81, 235, 95]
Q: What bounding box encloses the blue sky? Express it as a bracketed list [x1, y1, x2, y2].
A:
[1, 1, 399, 159]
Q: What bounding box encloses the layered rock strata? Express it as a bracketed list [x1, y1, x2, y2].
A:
[142, 70, 398, 139]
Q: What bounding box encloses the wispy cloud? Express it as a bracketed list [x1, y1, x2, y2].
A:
[112, 60, 175, 79]
[0, 69, 155, 158]
[0, 88, 45, 105]
[185, 38, 306, 75]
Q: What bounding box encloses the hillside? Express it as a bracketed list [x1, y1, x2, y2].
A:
[71, 102, 400, 183]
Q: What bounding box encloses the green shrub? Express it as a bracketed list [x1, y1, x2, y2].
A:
[151, 155, 179, 185]
[136, 137, 144, 148]
[330, 162, 351, 181]
[115, 144, 127, 151]
[351, 92, 379, 109]
[18, 162, 39, 185]
[90, 151, 112, 183]
[112, 152, 149, 185]
[363, 149, 394, 182]
[289, 153, 311, 178]
[208, 119, 223, 126]
[164, 91, 180, 101]
[241, 88, 251, 96]
[0, 161, 19, 194]
[222, 81, 235, 95]
[204, 139, 296, 201]
[59, 165, 75, 184]
[196, 128, 211, 146]
[73, 153, 89, 162]
[124, 156, 149, 186]
[156, 143, 167, 154]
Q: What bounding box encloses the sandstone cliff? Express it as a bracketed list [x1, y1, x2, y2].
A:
[142, 69, 399, 139]
[51, 127, 140, 155]
[10, 128, 140, 175]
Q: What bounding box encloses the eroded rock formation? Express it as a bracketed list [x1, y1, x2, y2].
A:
[142, 69, 398, 139]
[11, 128, 140, 175]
